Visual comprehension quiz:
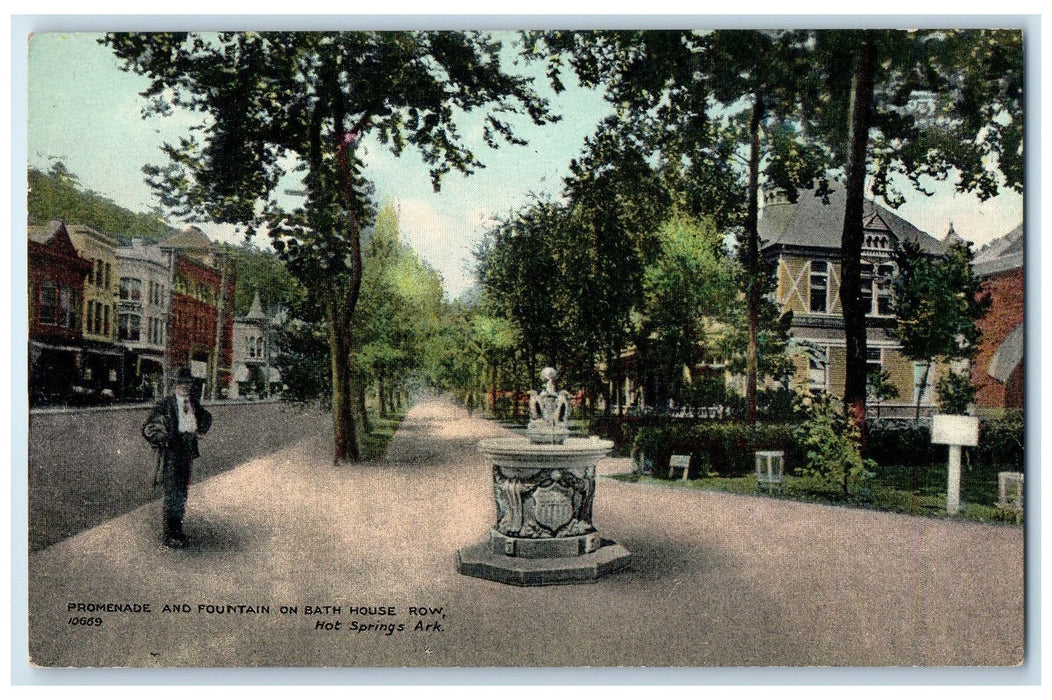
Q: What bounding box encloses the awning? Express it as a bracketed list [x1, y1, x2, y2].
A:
[987, 323, 1024, 383]
[29, 340, 81, 353]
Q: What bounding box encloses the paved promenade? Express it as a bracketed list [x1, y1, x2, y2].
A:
[26, 397, 1024, 669]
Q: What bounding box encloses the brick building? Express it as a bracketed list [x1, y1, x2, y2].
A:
[970, 223, 1024, 415]
[27, 220, 93, 405]
[160, 227, 236, 399]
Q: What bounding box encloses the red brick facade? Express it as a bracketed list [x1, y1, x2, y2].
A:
[28, 224, 92, 343]
[167, 256, 236, 394]
[972, 267, 1024, 411]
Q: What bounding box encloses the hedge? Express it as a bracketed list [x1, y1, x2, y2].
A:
[630, 422, 803, 479]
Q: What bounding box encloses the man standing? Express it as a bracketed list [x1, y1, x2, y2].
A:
[142, 367, 212, 548]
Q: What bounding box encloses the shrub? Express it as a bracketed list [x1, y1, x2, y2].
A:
[865, 419, 940, 466]
[937, 371, 977, 415]
[631, 421, 801, 479]
[976, 410, 1024, 471]
[792, 393, 875, 496]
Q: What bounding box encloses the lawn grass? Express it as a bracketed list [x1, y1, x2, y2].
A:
[610, 459, 1023, 526]
[363, 408, 408, 460]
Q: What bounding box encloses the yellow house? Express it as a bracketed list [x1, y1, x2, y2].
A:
[66, 223, 124, 395]
[760, 189, 951, 417]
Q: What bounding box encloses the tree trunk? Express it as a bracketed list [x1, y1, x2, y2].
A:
[378, 374, 388, 417]
[329, 81, 367, 462]
[841, 34, 879, 446]
[327, 287, 361, 463]
[745, 92, 765, 425]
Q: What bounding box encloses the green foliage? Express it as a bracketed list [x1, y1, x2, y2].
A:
[976, 410, 1024, 471]
[27, 165, 180, 241]
[792, 393, 875, 495]
[273, 316, 332, 405]
[864, 420, 941, 467]
[892, 239, 991, 417]
[936, 371, 978, 415]
[638, 212, 739, 400]
[631, 421, 800, 479]
[353, 201, 448, 412]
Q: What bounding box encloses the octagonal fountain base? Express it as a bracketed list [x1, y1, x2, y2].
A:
[457, 431, 632, 586]
[457, 538, 631, 587]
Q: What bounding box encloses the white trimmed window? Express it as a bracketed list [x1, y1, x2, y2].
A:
[809, 261, 829, 313]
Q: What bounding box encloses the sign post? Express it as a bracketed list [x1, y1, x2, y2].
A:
[931, 414, 979, 514]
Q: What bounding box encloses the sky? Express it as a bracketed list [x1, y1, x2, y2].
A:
[25, 29, 1025, 300]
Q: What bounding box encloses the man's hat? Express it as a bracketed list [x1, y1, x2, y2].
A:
[173, 367, 194, 384]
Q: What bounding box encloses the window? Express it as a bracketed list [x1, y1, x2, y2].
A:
[104, 262, 112, 290]
[103, 304, 110, 336]
[876, 264, 895, 316]
[247, 335, 257, 358]
[867, 347, 883, 376]
[58, 287, 76, 329]
[808, 345, 829, 391]
[809, 261, 829, 313]
[39, 282, 58, 325]
[120, 277, 142, 301]
[118, 313, 141, 342]
[913, 362, 935, 405]
[256, 337, 264, 358]
[860, 264, 874, 314]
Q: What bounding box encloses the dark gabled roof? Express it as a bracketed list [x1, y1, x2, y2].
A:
[27, 220, 67, 246]
[760, 188, 946, 255]
[973, 223, 1024, 277]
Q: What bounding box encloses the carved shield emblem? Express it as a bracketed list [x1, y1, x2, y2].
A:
[532, 484, 574, 532]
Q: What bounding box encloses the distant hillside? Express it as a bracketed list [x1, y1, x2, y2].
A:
[27, 164, 180, 243]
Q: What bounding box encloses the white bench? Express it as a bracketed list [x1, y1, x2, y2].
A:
[668, 454, 691, 481]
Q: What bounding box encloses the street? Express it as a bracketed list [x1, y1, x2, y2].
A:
[26, 396, 1024, 669]
[27, 400, 330, 551]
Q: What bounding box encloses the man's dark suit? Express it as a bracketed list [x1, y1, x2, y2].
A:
[144, 393, 212, 545]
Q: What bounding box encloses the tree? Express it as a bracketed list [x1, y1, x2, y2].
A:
[890, 239, 990, 419]
[866, 368, 900, 420]
[638, 212, 739, 405]
[562, 118, 672, 412]
[524, 30, 825, 422]
[105, 31, 556, 462]
[355, 201, 446, 416]
[802, 29, 1022, 428]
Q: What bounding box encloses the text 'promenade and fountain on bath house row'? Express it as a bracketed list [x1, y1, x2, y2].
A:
[458, 367, 632, 586]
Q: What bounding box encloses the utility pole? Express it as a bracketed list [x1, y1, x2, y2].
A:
[210, 252, 227, 401]
[161, 245, 176, 394]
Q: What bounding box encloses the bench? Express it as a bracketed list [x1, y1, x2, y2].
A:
[668, 454, 691, 481]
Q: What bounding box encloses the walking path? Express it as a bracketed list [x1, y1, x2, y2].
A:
[26, 396, 1024, 669]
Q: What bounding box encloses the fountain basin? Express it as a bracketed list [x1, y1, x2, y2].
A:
[457, 433, 630, 585]
[479, 436, 614, 469]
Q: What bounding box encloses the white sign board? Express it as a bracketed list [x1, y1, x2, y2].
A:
[669, 454, 691, 468]
[190, 360, 209, 379]
[932, 414, 979, 447]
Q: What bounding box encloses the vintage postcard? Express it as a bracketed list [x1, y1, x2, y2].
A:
[20, 20, 1028, 675]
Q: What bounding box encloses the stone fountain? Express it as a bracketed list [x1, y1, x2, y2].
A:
[457, 368, 632, 585]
